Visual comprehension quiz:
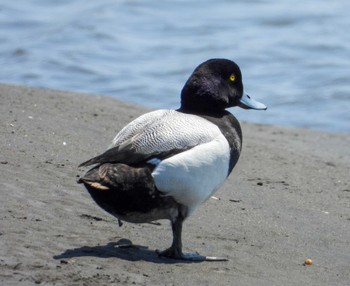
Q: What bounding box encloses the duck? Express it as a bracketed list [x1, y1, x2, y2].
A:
[77, 58, 267, 261]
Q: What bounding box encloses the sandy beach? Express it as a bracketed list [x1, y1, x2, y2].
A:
[0, 83, 349, 286]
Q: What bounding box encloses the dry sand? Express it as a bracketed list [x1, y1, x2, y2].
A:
[0, 83, 349, 285]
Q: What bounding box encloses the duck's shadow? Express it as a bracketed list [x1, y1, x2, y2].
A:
[53, 239, 201, 264]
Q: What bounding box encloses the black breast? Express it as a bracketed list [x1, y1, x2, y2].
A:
[200, 111, 242, 175]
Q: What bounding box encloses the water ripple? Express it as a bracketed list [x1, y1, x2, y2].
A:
[0, 0, 350, 132]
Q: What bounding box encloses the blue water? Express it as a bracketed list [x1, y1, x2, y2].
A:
[1, 0, 350, 132]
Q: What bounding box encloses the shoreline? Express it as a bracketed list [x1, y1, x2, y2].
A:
[1, 83, 349, 285]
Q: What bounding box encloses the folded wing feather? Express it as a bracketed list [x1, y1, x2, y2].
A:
[79, 110, 221, 167]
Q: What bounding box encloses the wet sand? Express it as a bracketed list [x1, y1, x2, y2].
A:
[0, 84, 349, 285]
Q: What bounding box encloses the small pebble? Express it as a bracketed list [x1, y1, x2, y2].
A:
[304, 259, 313, 265]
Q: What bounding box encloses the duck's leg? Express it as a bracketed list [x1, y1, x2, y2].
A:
[157, 214, 184, 259]
[157, 213, 228, 261]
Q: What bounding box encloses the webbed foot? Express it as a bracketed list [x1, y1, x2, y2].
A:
[156, 247, 228, 261]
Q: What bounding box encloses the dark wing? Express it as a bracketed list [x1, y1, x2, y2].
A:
[79, 141, 193, 167]
[79, 141, 141, 167]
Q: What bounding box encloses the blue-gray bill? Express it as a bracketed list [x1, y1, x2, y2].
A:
[239, 92, 267, 110]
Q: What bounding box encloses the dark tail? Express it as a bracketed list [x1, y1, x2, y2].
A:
[77, 163, 161, 215]
[78, 163, 153, 189]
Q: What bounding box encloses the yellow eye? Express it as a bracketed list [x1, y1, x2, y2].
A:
[229, 74, 235, 81]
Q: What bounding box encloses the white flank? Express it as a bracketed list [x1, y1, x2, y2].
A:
[151, 133, 230, 215]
